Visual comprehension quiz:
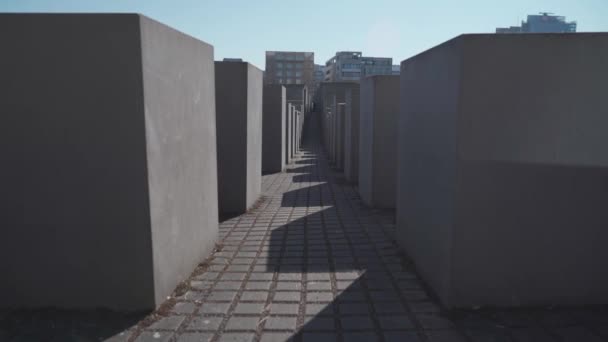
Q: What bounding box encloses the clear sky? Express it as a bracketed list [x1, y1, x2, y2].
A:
[2, 0, 607, 69]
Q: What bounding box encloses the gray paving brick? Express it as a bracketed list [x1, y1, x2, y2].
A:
[145, 316, 185, 331]
[272, 291, 301, 302]
[234, 302, 266, 315]
[218, 332, 255, 341]
[199, 302, 231, 315]
[301, 332, 339, 342]
[187, 316, 223, 331]
[340, 316, 374, 330]
[207, 290, 238, 302]
[263, 316, 298, 330]
[269, 303, 299, 315]
[259, 332, 295, 342]
[226, 316, 262, 331]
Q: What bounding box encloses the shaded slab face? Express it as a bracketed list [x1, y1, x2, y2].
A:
[0, 13, 218, 310]
[262, 85, 286, 174]
[359, 75, 399, 208]
[215, 61, 263, 216]
[397, 33, 608, 308]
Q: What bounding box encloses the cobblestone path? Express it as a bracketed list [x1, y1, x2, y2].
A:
[129, 112, 608, 342]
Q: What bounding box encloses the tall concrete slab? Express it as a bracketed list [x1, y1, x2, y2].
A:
[359, 75, 400, 208]
[335, 103, 346, 170]
[285, 103, 293, 165]
[215, 61, 263, 215]
[0, 14, 218, 310]
[262, 85, 286, 174]
[343, 86, 361, 183]
[397, 33, 608, 308]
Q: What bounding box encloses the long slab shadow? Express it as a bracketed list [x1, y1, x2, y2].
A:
[0, 308, 147, 341]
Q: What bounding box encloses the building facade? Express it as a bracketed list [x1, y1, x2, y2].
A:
[313, 64, 325, 91]
[497, 12, 577, 33]
[265, 51, 314, 90]
[324, 51, 393, 82]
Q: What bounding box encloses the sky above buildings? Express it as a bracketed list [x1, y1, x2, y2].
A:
[2, 0, 607, 69]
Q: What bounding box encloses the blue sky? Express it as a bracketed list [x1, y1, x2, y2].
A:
[2, 0, 607, 69]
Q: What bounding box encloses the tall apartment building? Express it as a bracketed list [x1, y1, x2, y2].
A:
[265, 51, 314, 90]
[497, 12, 577, 33]
[313, 64, 325, 91]
[323, 51, 392, 82]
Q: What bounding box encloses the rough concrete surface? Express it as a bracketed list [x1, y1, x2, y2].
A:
[215, 61, 263, 215]
[397, 33, 608, 308]
[0, 13, 218, 310]
[359, 75, 399, 208]
[262, 85, 286, 174]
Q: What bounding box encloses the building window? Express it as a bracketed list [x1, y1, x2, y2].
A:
[295, 79, 302, 84]
[286, 63, 293, 69]
[295, 71, 302, 77]
[295, 63, 303, 69]
[277, 70, 283, 76]
[277, 63, 283, 68]
[286, 79, 293, 84]
[277, 78, 283, 83]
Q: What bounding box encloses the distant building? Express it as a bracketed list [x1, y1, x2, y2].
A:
[324, 51, 393, 82]
[264, 51, 314, 90]
[496, 12, 577, 33]
[392, 65, 400, 75]
[222, 58, 243, 62]
[313, 64, 325, 90]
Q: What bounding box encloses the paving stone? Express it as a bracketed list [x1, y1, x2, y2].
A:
[245, 281, 271, 290]
[272, 291, 301, 302]
[214, 281, 244, 290]
[199, 302, 231, 315]
[206, 291, 238, 302]
[302, 316, 336, 331]
[259, 332, 295, 342]
[225, 316, 262, 331]
[218, 332, 255, 341]
[301, 332, 339, 342]
[339, 303, 370, 315]
[306, 282, 332, 291]
[384, 331, 421, 342]
[343, 332, 381, 342]
[248, 273, 275, 281]
[240, 291, 269, 301]
[173, 302, 197, 314]
[221, 273, 247, 281]
[378, 315, 415, 330]
[276, 282, 301, 291]
[174, 332, 214, 342]
[264, 316, 298, 330]
[423, 330, 469, 342]
[306, 303, 335, 316]
[234, 303, 266, 315]
[190, 281, 214, 291]
[340, 316, 374, 330]
[374, 302, 407, 314]
[135, 331, 173, 341]
[269, 303, 299, 315]
[306, 292, 334, 302]
[145, 316, 185, 331]
[186, 316, 223, 331]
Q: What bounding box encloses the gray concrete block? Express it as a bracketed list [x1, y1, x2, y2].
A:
[262, 85, 286, 173]
[335, 103, 346, 170]
[359, 75, 400, 208]
[396, 33, 608, 308]
[0, 13, 218, 310]
[215, 61, 263, 215]
[285, 103, 293, 165]
[343, 86, 361, 183]
[319, 82, 359, 171]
